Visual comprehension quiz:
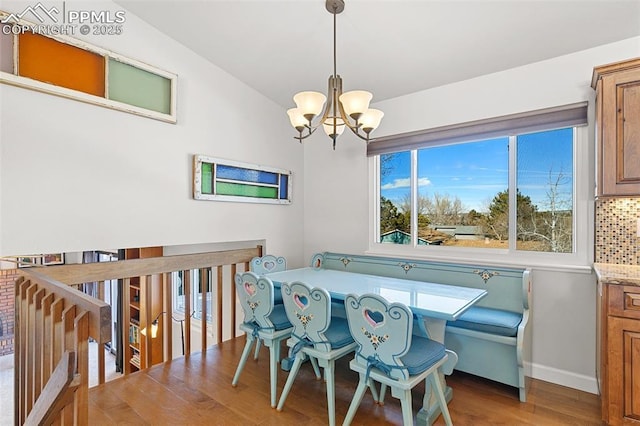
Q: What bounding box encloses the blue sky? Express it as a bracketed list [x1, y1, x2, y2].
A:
[380, 128, 574, 213]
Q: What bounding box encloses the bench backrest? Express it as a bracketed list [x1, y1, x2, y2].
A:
[312, 252, 531, 314]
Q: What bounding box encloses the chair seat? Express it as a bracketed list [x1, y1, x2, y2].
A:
[447, 306, 521, 337]
[401, 336, 446, 376]
[323, 317, 354, 349]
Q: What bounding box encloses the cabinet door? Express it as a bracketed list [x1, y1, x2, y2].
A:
[608, 316, 640, 425]
[600, 68, 640, 195]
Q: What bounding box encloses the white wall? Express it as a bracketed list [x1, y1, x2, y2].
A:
[303, 36, 640, 393]
[0, 1, 305, 266]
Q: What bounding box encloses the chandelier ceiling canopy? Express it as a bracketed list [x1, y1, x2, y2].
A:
[286, 0, 384, 150]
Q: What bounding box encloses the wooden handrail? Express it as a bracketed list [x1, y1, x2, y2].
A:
[20, 269, 111, 344]
[35, 248, 262, 285]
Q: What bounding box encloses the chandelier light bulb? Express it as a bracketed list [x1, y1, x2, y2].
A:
[339, 90, 372, 120]
[293, 91, 327, 120]
[359, 109, 384, 133]
[323, 117, 345, 137]
[287, 108, 307, 131]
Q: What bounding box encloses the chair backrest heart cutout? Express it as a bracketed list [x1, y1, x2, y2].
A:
[364, 308, 385, 329]
[243, 281, 256, 297]
[262, 261, 275, 271]
[293, 293, 309, 310]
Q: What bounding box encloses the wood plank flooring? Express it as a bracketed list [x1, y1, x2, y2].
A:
[89, 337, 601, 425]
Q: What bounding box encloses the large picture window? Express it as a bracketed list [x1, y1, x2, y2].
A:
[372, 103, 586, 257]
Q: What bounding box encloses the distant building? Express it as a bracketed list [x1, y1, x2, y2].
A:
[432, 225, 484, 240]
[380, 229, 441, 245]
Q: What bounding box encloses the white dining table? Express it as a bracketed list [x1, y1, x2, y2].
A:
[264, 267, 487, 425]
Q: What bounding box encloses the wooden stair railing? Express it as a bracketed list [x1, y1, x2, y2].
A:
[15, 245, 262, 423]
[24, 351, 80, 426]
[15, 270, 109, 425]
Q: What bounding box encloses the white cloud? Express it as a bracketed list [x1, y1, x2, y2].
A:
[381, 178, 410, 190]
[418, 177, 431, 187]
[381, 177, 431, 190]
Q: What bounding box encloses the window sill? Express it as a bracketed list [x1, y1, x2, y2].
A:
[365, 243, 593, 274]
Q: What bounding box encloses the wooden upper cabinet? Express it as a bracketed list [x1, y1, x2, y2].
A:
[592, 58, 640, 196]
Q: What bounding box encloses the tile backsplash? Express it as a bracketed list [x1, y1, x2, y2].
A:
[595, 197, 640, 265]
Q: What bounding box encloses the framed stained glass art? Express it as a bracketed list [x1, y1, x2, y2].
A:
[193, 155, 292, 205]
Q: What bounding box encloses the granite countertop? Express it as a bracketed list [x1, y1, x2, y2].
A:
[594, 263, 640, 286]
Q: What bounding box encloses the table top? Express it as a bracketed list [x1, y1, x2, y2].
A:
[264, 267, 487, 321]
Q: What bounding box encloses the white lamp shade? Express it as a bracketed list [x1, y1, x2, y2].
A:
[287, 108, 307, 129]
[360, 108, 384, 131]
[293, 91, 327, 117]
[339, 90, 372, 117]
[323, 118, 345, 136]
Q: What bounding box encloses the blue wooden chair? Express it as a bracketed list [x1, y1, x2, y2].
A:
[249, 255, 287, 357]
[250, 255, 287, 275]
[342, 293, 453, 426]
[231, 272, 293, 408]
[276, 281, 358, 426]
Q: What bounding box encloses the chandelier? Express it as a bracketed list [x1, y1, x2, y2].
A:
[286, 0, 384, 149]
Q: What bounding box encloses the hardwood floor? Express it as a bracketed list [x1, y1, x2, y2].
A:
[89, 337, 601, 425]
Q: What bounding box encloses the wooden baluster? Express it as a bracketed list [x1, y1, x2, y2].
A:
[163, 273, 173, 360]
[200, 268, 207, 352]
[184, 270, 191, 355]
[25, 283, 38, 415]
[97, 280, 105, 385]
[41, 293, 54, 388]
[74, 312, 89, 425]
[61, 304, 76, 425]
[50, 299, 65, 379]
[32, 288, 46, 404]
[230, 263, 237, 339]
[143, 275, 152, 368]
[217, 265, 223, 344]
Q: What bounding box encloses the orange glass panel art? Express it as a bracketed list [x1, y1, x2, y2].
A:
[18, 33, 105, 97]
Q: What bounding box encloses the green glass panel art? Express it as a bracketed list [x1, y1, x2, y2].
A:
[201, 163, 213, 194]
[108, 58, 171, 114]
[216, 182, 278, 199]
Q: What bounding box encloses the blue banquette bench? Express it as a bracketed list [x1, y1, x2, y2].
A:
[312, 252, 532, 402]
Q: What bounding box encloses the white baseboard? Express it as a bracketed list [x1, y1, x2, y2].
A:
[529, 362, 599, 395]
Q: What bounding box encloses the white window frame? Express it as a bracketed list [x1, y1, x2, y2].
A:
[368, 125, 592, 272]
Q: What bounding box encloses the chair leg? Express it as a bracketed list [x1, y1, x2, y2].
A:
[269, 343, 278, 408]
[367, 378, 379, 403]
[342, 375, 369, 426]
[310, 356, 321, 380]
[276, 354, 304, 412]
[325, 360, 336, 426]
[399, 389, 414, 426]
[429, 372, 453, 426]
[254, 338, 262, 360]
[379, 383, 388, 405]
[232, 335, 255, 386]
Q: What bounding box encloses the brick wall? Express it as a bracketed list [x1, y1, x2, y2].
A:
[0, 269, 17, 355]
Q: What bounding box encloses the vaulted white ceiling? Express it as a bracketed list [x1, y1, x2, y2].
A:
[117, 0, 640, 108]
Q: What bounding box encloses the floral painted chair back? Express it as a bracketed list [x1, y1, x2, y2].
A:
[345, 293, 413, 380]
[235, 271, 276, 329]
[281, 281, 332, 351]
[250, 255, 287, 275]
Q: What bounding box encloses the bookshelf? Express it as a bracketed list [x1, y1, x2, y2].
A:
[123, 246, 163, 374]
